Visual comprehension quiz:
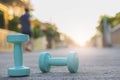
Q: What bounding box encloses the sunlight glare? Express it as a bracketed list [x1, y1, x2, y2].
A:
[69, 28, 97, 47]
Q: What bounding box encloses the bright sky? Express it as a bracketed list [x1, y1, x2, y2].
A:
[30, 0, 120, 46]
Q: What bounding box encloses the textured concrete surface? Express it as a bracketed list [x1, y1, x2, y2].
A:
[0, 47, 120, 80]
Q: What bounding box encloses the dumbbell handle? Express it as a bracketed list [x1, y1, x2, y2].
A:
[14, 43, 23, 67]
[48, 58, 67, 66]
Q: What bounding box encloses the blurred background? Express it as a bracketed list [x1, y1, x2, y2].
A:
[0, 0, 120, 51]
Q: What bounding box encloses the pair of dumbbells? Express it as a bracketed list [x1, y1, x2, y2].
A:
[7, 34, 79, 77]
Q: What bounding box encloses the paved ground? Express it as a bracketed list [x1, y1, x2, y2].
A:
[0, 47, 120, 80]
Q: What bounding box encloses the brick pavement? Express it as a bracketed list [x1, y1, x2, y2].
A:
[0, 48, 120, 80]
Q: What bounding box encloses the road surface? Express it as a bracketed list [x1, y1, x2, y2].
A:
[0, 47, 120, 80]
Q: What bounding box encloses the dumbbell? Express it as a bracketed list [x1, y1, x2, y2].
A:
[7, 34, 30, 77]
[39, 52, 79, 73]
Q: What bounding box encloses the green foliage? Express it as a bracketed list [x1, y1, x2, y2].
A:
[54, 31, 60, 42]
[33, 25, 41, 38]
[0, 11, 5, 28]
[97, 16, 104, 33]
[97, 12, 120, 33]
[43, 23, 60, 41]
[41, 23, 61, 48]
[8, 16, 20, 32]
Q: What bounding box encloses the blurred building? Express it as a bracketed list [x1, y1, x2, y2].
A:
[88, 24, 120, 47]
[86, 30, 103, 47]
[0, 0, 33, 51]
[111, 24, 120, 47]
[0, 0, 32, 29]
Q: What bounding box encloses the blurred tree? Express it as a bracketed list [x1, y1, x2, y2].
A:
[0, 11, 5, 28]
[97, 12, 120, 33]
[0, 0, 26, 5]
[33, 25, 40, 38]
[42, 23, 60, 49]
[32, 19, 41, 38]
[8, 16, 20, 32]
[54, 31, 60, 42]
[112, 12, 120, 27]
[0, 0, 13, 3]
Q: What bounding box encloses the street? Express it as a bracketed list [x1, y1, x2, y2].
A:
[0, 47, 120, 80]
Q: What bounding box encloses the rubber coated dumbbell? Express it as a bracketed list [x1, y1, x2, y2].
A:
[7, 34, 30, 77]
[39, 52, 79, 73]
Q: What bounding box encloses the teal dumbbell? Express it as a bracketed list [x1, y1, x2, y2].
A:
[7, 34, 30, 77]
[39, 52, 79, 73]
